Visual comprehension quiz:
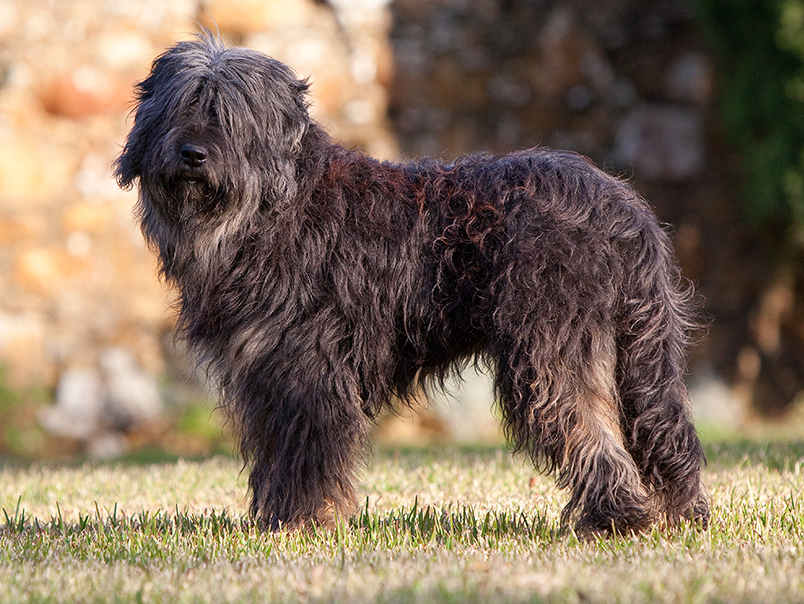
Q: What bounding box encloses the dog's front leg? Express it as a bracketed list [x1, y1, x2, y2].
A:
[235, 357, 368, 531]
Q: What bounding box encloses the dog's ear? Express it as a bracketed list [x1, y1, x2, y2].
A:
[242, 55, 311, 159]
[276, 77, 311, 156]
[114, 66, 166, 189]
[236, 57, 312, 203]
[114, 136, 141, 190]
[115, 98, 155, 190]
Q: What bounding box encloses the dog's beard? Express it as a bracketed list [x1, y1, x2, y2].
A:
[168, 173, 223, 215]
[147, 153, 229, 221]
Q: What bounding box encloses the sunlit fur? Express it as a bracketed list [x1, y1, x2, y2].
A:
[116, 35, 708, 534]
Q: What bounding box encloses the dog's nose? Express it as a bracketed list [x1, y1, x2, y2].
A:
[180, 144, 207, 167]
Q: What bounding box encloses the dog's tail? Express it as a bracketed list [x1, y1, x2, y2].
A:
[611, 196, 709, 526]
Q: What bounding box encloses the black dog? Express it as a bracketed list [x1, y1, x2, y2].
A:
[115, 35, 708, 534]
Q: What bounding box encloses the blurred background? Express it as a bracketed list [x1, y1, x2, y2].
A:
[2, 0, 804, 460]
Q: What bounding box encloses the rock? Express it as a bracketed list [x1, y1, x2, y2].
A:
[41, 367, 103, 439]
[689, 367, 747, 429]
[0, 0, 20, 41]
[39, 68, 129, 118]
[613, 104, 705, 181]
[0, 311, 50, 387]
[487, 73, 531, 108]
[665, 52, 713, 105]
[535, 8, 600, 99]
[14, 247, 88, 295]
[95, 30, 154, 72]
[100, 347, 163, 430]
[40, 348, 164, 440]
[202, 0, 323, 35]
[429, 365, 500, 443]
[87, 431, 128, 459]
[0, 127, 75, 208]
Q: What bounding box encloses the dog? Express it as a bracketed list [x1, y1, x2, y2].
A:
[115, 34, 708, 534]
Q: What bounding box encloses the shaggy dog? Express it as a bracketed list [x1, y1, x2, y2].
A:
[115, 35, 708, 534]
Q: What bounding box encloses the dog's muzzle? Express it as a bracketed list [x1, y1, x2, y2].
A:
[177, 144, 210, 185]
[180, 144, 208, 182]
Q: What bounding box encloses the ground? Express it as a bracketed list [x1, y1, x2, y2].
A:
[1, 440, 804, 603]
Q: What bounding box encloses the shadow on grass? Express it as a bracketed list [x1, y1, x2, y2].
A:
[0, 448, 238, 472]
[376, 440, 804, 474]
[701, 439, 804, 472]
[102, 438, 804, 473]
[3, 437, 803, 475]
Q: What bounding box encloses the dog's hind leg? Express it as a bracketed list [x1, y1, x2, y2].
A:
[557, 328, 656, 534]
[614, 216, 709, 528]
[495, 325, 654, 536]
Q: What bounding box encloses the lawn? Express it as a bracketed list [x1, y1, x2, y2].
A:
[1, 440, 804, 603]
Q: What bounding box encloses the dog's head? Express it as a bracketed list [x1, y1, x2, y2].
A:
[115, 34, 310, 224]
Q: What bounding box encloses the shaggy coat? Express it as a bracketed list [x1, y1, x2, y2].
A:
[116, 35, 708, 534]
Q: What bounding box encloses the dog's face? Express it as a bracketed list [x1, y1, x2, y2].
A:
[115, 35, 310, 223]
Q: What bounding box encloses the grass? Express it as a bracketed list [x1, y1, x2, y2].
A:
[1, 441, 804, 603]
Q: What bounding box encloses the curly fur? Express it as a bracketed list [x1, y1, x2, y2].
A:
[115, 34, 708, 534]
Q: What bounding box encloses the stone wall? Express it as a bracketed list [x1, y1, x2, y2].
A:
[389, 0, 710, 172]
[0, 0, 755, 455]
